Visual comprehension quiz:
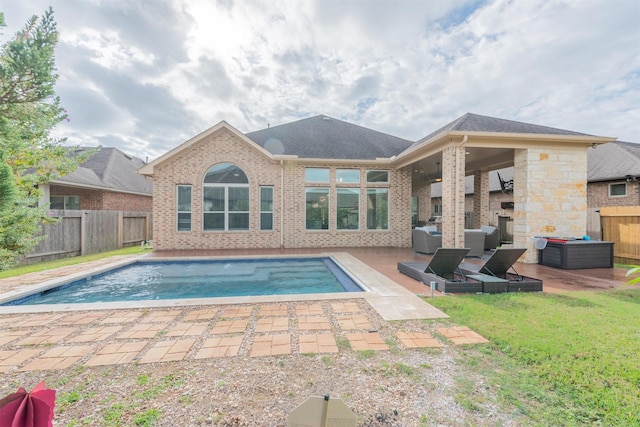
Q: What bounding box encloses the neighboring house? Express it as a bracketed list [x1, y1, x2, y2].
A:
[138, 113, 613, 263]
[40, 147, 153, 212]
[586, 141, 640, 208]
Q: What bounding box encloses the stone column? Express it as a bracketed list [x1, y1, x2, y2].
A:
[441, 146, 466, 247]
[513, 147, 588, 263]
[473, 170, 490, 228]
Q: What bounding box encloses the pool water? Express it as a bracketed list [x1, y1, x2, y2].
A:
[5, 258, 363, 306]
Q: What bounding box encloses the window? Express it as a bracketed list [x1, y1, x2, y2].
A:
[434, 204, 442, 214]
[609, 183, 626, 197]
[336, 169, 360, 184]
[366, 170, 389, 183]
[306, 188, 329, 230]
[177, 185, 192, 231]
[260, 186, 274, 231]
[203, 163, 249, 231]
[50, 195, 78, 210]
[50, 195, 79, 210]
[411, 196, 419, 227]
[367, 189, 388, 229]
[305, 168, 329, 183]
[337, 188, 359, 230]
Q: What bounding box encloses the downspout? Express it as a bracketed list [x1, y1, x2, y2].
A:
[280, 160, 285, 248]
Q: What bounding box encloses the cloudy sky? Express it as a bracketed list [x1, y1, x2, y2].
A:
[1, 0, 639, 161]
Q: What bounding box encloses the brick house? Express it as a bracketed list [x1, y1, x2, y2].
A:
[139, 113, 614, 262]
[40, 147, 153, 212]
[586, 141, 640, 208]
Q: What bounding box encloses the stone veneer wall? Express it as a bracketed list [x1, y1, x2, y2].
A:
[513, 147, 588, 263]
[152, 128, 413, 251]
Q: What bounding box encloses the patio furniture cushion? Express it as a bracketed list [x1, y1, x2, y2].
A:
[412, 228, 442, 254]
[464, 230, 485, 257]
[481, 226, 500, 250]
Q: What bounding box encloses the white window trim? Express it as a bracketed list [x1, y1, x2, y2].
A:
[608, 182, 627, 197]
[305, 187, 330, 231]
[336, 188, 360, 231]
[366, 187, 389, 230]
[366, 169, 389, 184]
[176, 185, 192, 232]
[51, 195, 80, 210]
[305, 167, 330, 183]
[203, 183, 250, 231]
[259, 186, 274, 231]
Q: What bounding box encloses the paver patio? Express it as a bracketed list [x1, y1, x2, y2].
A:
[0, 247, 626, 373]
[8, 248, 595, 372]
[0, 299, 492, 372]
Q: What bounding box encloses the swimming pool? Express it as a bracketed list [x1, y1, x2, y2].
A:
[2, 257, 363, 306]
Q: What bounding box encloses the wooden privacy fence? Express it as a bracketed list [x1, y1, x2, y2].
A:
[25, 210, 152, 264]
[599, 206, 640, 265]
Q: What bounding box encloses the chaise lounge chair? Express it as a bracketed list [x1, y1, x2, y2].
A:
[459, 248, 543, 292]
[397, 248, 483, 293]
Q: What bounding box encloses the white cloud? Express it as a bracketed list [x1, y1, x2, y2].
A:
[1, 0, 638, 160]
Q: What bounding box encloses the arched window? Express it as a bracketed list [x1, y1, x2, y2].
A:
[203, 163, 249, 230]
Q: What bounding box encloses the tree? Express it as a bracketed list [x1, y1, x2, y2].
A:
[0, 8, 90, 269]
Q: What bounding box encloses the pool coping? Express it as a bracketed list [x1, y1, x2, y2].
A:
[0, 252, 447, 321]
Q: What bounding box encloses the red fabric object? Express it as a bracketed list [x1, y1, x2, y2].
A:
[0, 382, 56, 427]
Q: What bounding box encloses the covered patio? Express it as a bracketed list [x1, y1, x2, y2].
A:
[391, 114, 615, 263]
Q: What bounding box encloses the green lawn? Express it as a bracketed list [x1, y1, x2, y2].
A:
[0, 246, 146, 279]
[429, 289, 640, 426]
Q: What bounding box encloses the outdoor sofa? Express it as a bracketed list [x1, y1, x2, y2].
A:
[413, 226, 485, 257]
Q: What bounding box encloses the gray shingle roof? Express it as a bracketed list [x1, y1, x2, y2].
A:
[587, 141, 640, 182]
[246, 115, 413, 160]
[54, 147, 153, 195]
[415, 113, 591, 146]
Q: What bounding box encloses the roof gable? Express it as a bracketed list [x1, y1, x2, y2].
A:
[138, 121, 276, 176]
[246, 115, 413, 160]
[415, 113, 591, 146]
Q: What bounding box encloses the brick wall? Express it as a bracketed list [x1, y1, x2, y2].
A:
[588, 181, 640, 208]
[151, 128, 412, 251]
[412, 178, 431, 224]
[51, 185, 103, 210]
[102, 192, 152, 211]
[50, 185, 152, 211]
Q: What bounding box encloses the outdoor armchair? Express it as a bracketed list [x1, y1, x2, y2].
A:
[412, 227, 442, 254]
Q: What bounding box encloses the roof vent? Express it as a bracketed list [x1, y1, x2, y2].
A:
[323, 116, 331, 121]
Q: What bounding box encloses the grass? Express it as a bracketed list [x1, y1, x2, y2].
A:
[429, 289, 640, 426]
[0, 246, 146, 279]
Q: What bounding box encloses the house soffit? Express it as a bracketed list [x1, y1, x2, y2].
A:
[391, 131, 615, 174]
